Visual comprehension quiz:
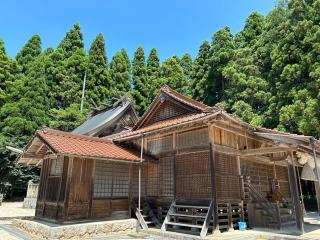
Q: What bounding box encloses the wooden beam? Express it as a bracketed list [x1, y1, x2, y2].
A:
[254, 132, 309, 146]
[241, 146, 295, 156]
[35, 143, 45, 154]
[213, 144, 295, 157]
[288, 151, 304, 234]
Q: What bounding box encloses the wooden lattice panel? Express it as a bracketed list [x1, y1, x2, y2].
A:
[159, 156, 174, 197]
[147, 135, 173, 156]
[241, 160, 273, 197]
[147, 162, 159, 196]
[216, 153, 241, 200]
[146, 100, 190, 125]
[276, 165, 290, 197]
[176, 151, 211, 199]
[177, 128, 209, 150]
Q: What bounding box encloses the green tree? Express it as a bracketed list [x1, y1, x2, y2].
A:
[131, 46, 148, 115]
[270, 0, 320, 136]
[86, 33, 111, 106]
[109, 48, 131, 98]
[49, 103, 89, 131]
[191, 41, 211, 102]
[146, 48, 161, 99]
[47, 23, 87, 109]
[0, 52, 49, 137]
[235, 12, 265, 48]
[16, 35, 41, 74]
[207, 27, 235, 105]
[0, 39, 17, 107]
[180, 53, 193, 81]
[161, 56, 187, 93]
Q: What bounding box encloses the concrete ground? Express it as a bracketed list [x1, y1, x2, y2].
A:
[0, 202, 35, 219]
[0, 202, 319, 240]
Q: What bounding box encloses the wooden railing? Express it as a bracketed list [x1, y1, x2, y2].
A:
[244, 178, 281, 227]
[131, 200, 148, 230]
[160, 199, 176, 232]
[200, 200, 213, 238]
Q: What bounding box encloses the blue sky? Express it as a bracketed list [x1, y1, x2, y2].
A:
[0, 0, 275, 61]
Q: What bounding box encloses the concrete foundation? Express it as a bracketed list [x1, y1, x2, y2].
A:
[13, 218, 138, 239]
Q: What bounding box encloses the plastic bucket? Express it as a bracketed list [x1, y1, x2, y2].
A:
[238, 221, 247, 231]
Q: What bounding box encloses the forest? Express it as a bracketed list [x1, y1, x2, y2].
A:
[0, 0, 319, 199]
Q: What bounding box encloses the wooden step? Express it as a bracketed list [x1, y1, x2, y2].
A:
[166, 222, 203, 228]
[174, 204, 209, 209]
[169, 213, 206, 218]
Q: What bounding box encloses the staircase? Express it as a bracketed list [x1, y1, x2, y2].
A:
[244, 181, 296, 229]
[132, 199, 160, 230]
[161, 200, 213, 238]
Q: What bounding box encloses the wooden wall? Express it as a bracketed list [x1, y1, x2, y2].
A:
[36, 156, 132, 222]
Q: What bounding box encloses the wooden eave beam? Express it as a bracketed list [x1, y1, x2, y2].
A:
[254, 132, 310, 146]
[213, 144, 296, 157]
[211, 120, 273, 144]
[240, 146, 296, 156]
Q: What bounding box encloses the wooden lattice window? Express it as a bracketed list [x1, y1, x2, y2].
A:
[94, 161, 129, 199]
[94, 161, 112, 198]
[112, 163, 129, 198]
[50, 158, 63, 176]
[147, 135, 173, 155]
[177, 128, 209, 149]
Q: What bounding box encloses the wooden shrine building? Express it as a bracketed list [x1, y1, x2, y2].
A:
[18, 86, 320, 237]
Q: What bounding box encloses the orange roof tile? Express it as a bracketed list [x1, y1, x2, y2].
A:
[36, 128, 141, 161]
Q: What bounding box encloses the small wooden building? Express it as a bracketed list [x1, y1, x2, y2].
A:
[18, 86, 320, 237]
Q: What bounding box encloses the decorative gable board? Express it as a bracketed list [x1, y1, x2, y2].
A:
[144, 100, 191, 126]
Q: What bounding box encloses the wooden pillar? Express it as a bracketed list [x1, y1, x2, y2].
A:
[310, 138, 320, 215]
[63, 156, 73, 221]
[139, 135, 144, 210]
[173, 132, 177, 200]
[208, 124, 220, 233]
[128, 162, 133, 217]
[288, 151, 304, 234]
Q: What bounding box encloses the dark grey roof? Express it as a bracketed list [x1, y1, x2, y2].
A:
[73, 97, 137, 136]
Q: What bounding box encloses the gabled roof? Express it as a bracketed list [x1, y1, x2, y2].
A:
[73, 95, 138, 136]
[112, 112, 212, 140]
[17, 128, 144, 165]
[133, 86, 209, 130]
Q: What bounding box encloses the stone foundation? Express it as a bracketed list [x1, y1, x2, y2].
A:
[13, 218, 138, 239]
[22, 181, 39, 209]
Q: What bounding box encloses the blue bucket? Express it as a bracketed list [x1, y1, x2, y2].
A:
[238, 221, 247, 231]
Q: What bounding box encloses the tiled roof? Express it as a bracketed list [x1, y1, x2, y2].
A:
[112, 112, 211, 140]
[160, 86, 208, 111]
[36, 128, 141, 161]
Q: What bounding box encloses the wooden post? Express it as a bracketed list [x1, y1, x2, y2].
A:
[128, 162, 133, 217]
[288, 151, 304, 234]
[208, 123, 220, 233]
[310, 138, 320, 215]
[296, 166, 306, 216]
[173, 132, 176, 200]
[139, 135, 144, 210]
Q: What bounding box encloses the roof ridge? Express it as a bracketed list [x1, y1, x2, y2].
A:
[39, 128, 112, 144]
[160, 85, 208, 110]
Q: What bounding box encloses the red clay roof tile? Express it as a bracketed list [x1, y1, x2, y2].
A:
[37, 128, 141, 161]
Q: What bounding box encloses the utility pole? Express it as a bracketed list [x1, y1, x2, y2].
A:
[80, 68, 87, 111]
